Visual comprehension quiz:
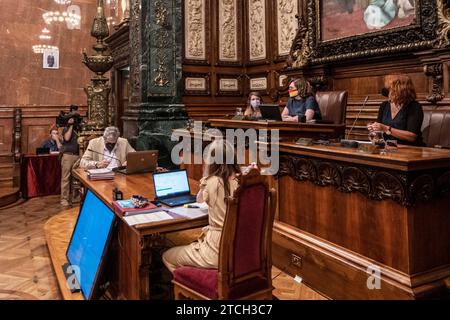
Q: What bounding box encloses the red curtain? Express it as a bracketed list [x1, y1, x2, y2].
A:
[20, 154, 61, 198]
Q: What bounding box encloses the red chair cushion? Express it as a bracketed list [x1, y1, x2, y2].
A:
[173, 267, 218, 299]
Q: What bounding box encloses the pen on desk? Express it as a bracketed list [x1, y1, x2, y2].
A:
[184, 204, 199, 208]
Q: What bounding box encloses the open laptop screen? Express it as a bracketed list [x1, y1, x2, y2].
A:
[153, 170, 190, 198]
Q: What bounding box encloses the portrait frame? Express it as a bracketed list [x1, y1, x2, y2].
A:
[293, 0, 443, 66]
[43, 49, 59, 69]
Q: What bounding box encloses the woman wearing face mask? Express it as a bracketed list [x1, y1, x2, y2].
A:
[244, 91, 263, 120]
[282, 78, 321, 122]
[368, 74, 424, 146]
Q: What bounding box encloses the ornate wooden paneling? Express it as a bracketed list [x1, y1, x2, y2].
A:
[183, 0, 211, 65]
[183, 72, 211, 96]
[216, 73, 244, 96]
[217, 0, 243, 65]
[274, 0, 301, 61]
[247, 0, 267, 62]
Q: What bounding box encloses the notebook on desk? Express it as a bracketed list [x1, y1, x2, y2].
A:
[152, 169, 197, 207]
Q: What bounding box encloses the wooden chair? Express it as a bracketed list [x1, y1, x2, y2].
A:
[172, 168, 277, 300]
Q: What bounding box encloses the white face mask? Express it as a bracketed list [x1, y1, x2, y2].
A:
[250, 100, 260, 109]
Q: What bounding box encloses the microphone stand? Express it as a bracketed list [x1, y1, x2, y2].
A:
[340, 96, 369, 148]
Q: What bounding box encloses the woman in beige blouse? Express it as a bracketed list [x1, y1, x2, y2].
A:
[162, 140, 241, 272]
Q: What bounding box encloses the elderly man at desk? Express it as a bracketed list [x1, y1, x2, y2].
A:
[80, 126, 135, 169]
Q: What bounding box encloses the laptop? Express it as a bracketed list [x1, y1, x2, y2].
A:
[259, 104, 283, 121]
[114, 150, 158, 175]
[152, 169, 197, 207]
[36, 147, 50, 155]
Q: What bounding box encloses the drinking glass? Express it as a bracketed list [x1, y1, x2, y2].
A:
[368, 131, 386, 154]
[385, 139, 398, 153]
[236, 107, 243, 116]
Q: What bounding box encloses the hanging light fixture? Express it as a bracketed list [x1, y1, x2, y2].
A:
[39, 28, 52, 40]
[53, 0, 71, 4]
[32, 45, 59, 54]
[43, 11, 80, 26]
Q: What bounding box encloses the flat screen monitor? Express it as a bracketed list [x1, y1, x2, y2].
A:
[153, 169, 191, 198]
[66, 189, 115, 299]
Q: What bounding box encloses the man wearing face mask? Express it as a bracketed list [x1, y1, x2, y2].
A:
[80, 126, 135, 169]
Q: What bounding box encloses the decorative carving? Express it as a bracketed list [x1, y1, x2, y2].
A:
[185, 0, 205, 60]
[341, 167, 370, 195]
[216, 74, 242, 96]
[287, 15, 311, 68]
[183, 72, 211, 96]
[219, 0, 238, 61]
[317, 162, 341, 187]
[424, 63, 444, 104]
[277, 0, 299, 57]
[308, 76, 328, 92]
[155, 0, 169, 26]
[371, 172, 405, 204]
[437, 171, 450, 196]
[277, 154, 450, 207]
[248, 0, 266, 61]
[409, 175, 434, 203]
[435, 0, 450, 48]
[250, 77, 267, 91]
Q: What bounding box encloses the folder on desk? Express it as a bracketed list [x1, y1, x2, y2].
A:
[167, 202, 209, 219]
[112, 200, 157, 216]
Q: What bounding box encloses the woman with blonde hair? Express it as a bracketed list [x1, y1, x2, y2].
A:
[368, 74, 424, 146]
[162, 139, 241, 272]
[244, 91, 263, 119]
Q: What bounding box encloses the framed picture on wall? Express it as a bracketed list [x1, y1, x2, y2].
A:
[291, 0, 442, 66]
[43, 49, 59, 69]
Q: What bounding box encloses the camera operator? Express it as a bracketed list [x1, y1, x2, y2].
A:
[60, 108, 80, 207]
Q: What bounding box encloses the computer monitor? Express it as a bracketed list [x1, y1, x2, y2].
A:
[66, 189, 115, 300]
[153, 169, 191, 198]
[259, 104, 283, 121]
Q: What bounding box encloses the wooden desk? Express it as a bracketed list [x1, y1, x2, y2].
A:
[208, 118, 345, 141]
[273, 142, 450, 299]
[46, 169, 207, 300]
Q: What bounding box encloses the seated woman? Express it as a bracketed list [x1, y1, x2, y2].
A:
[244, 91, 263, 120]
[367, 74, 424, 146]
[282, 78, 321, 122]
[162, 139, 241, 272]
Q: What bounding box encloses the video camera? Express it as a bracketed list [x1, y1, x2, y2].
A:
[56, 105, 83, 130]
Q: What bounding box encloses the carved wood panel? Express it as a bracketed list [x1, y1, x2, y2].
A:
[184, 0, 211, 65]
[248, 0, 267, 62]
[217, 0, 243, 66]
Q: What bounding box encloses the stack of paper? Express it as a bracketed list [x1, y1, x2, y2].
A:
[123, 210, 174, 226]
[168, 202, 209, 219]
[87, 168, 115, 180]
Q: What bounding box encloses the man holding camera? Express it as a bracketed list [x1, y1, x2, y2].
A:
[60, 116, 80, 207]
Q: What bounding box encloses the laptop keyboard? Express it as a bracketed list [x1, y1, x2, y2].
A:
[164, 195, 196, 206]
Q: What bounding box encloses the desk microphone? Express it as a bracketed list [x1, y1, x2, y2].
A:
[87, 148, 123, 168]
[341, 95, 369, 148]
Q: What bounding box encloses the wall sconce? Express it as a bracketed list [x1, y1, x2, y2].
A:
[54, 0, 72, 4]
[39, 28, 52, 40]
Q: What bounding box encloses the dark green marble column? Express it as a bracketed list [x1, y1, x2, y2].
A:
[134, 0, 187, 168]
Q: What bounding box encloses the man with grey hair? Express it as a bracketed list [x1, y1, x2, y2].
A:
[80, 126, 135, 169]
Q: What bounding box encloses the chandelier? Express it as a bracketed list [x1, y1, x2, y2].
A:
[54, 0, 71, 4]
[43, 11, 80, 26]
[32, 45, 59, 54]
[39, 28, 52, 40]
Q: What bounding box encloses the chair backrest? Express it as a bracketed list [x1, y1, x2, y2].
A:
[315, 91, 348, 124]
[421, 108, 450, 149]
[217, 168, 277, 299]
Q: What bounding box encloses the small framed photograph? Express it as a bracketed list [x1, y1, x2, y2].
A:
[43, 49, 59, 69]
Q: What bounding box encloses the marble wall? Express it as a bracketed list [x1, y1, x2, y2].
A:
[0, 0, 99, 106]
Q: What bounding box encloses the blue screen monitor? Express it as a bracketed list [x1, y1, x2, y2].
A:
[66, 190, 115, 299]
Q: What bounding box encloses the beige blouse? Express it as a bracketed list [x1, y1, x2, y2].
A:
[196, 175, 238, 264]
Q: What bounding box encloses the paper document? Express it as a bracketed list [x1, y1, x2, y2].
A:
[123, 210, 173, 226]
[168, 202, 209, 219]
